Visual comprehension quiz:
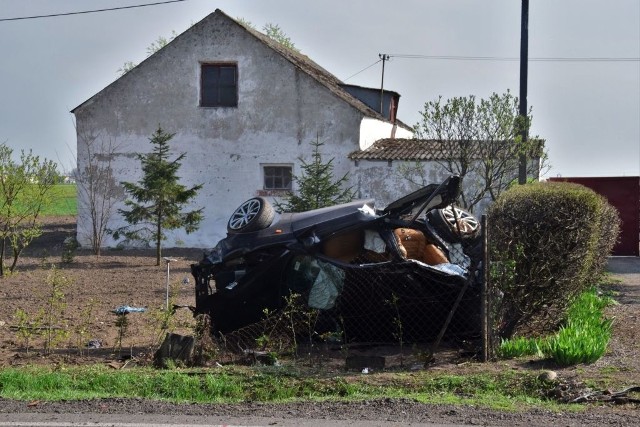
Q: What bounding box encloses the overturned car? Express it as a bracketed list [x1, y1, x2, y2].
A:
[191, 176, 482, 344]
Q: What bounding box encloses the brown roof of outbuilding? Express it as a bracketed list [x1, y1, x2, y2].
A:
[348, 138, 545, 161]
[348, 138, 456, 161]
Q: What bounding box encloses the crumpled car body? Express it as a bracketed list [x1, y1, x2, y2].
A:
[191, 175, 482, 342]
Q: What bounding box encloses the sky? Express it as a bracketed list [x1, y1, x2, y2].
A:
[0, 0, 638, 178]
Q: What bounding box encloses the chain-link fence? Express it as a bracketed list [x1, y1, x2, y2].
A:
[208, 224, 488, 365]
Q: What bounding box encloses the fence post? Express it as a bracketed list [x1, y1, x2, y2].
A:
[481, 215, 489, 362]
[163, 257, 177, 311]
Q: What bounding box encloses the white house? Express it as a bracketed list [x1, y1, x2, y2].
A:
[72, 9, 412, 249]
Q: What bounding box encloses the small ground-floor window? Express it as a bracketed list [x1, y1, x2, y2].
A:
[263, 165, 293, 190]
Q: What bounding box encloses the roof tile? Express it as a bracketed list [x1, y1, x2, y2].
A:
[349, 138, 544, 161]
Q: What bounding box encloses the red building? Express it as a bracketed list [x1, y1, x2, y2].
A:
[548, 176, 639, 256]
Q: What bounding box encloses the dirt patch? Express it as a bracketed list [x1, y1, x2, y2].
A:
[0, 216, 474, 369]
[0, 216, 203, 366]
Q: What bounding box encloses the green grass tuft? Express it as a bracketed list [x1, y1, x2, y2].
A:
[497, 336, 544, 359]
[498, 287, 613, 366]
[544, 289, 613, 365]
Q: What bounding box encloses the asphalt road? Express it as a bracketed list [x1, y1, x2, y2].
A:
[607, 256, 640, 275]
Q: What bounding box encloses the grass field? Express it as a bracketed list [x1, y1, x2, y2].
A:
[42, 184, 77, 216]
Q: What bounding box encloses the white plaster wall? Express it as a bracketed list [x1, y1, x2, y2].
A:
[350, 159, 496, 215]
[74, 12, 396, 249]
[350, 157, 541, 216]
[350, 160, 452, 210]
[358, 118, 413, 150]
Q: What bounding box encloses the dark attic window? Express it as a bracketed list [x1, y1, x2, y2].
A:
[200, 63, 238, 107]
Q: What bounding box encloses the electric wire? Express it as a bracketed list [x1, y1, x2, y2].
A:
[344, 53, 639, 82]
[0, 0, 189, 22]
[387, 54, 639, 62]
[343, 59, 383, 82]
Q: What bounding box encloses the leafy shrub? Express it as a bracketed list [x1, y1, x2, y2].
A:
[489, 181, 620, 338]
[61, 236, 80, 263]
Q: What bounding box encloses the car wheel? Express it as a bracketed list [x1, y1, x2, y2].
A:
[227, 197, 275, 233]
[428, 205, 480, 243]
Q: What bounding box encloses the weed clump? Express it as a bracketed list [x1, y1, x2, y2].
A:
[497, 288, 614, 365]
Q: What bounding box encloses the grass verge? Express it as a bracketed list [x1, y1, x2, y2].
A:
[0, 365, 575, 412]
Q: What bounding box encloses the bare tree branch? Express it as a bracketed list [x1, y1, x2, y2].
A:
[74, 119, 125, 255]
[408, 91, 547, 212]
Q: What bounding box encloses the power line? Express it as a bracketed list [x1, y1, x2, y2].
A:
[0, 0, 189, 22]
[388, 54, 640, 62]
[343, 59, 382, 82]
[343, 53, 639, 83]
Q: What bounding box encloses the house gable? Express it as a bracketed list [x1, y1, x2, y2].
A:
[72, 9, 408, 130]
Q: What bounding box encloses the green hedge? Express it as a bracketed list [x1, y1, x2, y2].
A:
[488, 181, 620, 338]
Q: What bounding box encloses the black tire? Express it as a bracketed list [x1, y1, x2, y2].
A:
[427, 205, 480, 243]
[227, 197, 275, 233]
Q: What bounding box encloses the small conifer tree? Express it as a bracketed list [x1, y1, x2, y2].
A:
[112, 126, 203, 265]
[276, 137, 353, 213]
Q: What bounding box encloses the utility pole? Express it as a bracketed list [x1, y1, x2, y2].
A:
[518, 0, 529, 185]
[379, 53, 390, 115]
